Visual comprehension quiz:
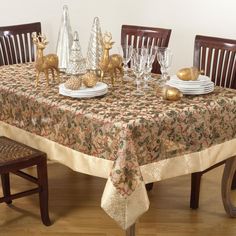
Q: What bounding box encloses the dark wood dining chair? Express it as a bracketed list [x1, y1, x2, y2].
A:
[191, 35, 236, 209]
[0, 22, 41, 66]
[121, 25, 172, 74]
[0, 136, 51, 226]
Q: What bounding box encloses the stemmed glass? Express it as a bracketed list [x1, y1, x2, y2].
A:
[143, 46, 158, 90]
[119, 45, 133, 81]
[157, 47, 173, 86]
[132, 48, 147, 96]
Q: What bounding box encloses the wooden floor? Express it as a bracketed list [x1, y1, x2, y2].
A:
[1, 161, 236, 236]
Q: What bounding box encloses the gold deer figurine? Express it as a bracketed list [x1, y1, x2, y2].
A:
[99, 32, 123, 86]
[32, 33, 60, 87]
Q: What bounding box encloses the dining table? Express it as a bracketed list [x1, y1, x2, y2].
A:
[0, 62, 236, 235]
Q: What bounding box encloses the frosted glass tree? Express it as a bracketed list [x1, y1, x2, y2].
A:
[86, 17, 103, 70]
[56, 5, 73, 72]
[66, 31, 86, 75]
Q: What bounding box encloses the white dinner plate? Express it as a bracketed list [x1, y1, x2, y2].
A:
[59, 89, 108, 98]
[167, 81, 214, 89]
[60, 87, 108, 96]
[170, 75, 211, 85]
[59, 82, 108, 98]
[182, 87, 214, 95]
[166, 83, 214, 95]
[167, 83, 214, 90]
[166, 74, 214, 95]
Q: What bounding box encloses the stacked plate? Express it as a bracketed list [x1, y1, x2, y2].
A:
[166, 75, 214, 95]
[59, 82, 108, 98]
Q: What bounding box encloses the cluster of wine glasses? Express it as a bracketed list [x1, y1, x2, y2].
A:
[119, 44, 173, 96]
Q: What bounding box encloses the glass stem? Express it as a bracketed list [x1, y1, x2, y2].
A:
[144, 74, 148, 88]
[136, 77, 142, 91]
[123, 64, 129, 74]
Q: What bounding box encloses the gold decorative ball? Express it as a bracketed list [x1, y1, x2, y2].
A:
[64, 76, 82, 90]
[177, 67, 201, 81]
[82, 72, 97, 88]
[161, 85, 183, 101]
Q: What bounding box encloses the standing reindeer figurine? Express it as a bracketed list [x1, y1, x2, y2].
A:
[32, 33, 60, 87]
[99, 32, 123, 86]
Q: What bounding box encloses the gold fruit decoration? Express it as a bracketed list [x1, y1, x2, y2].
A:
[161, 85, 183, 101]
[177, 67, 201, 81]
[82, 72, 97, 88]
[64, 76, 82, 90]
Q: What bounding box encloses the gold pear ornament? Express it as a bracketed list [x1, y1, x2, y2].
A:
[177, 67, 202, 81]
[161, 85, 183, 101]
[82, 72, 97, 88]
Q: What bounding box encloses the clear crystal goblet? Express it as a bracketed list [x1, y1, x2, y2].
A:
[132, 48, 147, 96]
[157, 47, 173, 86]
[119, 45, 133, 81]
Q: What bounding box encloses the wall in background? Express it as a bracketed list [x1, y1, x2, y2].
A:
[1, 0, 236, 73]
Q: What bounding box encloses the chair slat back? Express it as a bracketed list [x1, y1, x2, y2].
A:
[194, 35, 236, 89]
[121, 25, 171, 74]
[0, 22, 41, 66]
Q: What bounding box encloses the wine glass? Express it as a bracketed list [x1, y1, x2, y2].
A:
[119, 45, 133, 81]
[157, 47, 173, 86]
[143, 46, 158, 90]
[132, 48, 147, 96]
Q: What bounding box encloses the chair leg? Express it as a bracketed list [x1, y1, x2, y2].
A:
[37, 159, 51, 226]
[231, 171, 236, 189]
[126, 224, 135, 236]
[221, 156, 236, 217]
[190, 172, 202, 209]
[145, 183, 154, 191]
[1, 173, 12, 204]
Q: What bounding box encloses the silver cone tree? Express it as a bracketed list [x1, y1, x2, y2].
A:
[66, 31, 86, 75]
[86, 17, 103, 70]
[56, 5, 73, 72]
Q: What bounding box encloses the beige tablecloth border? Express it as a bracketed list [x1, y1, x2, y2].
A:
[0, 121, 113, 178]
[141, 138, 236, 183]
[1, 121, 236, 229]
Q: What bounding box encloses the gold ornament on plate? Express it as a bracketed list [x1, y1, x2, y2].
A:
[161, 85, 183, 101]
[64, 76, 82, 90]
[99, 32, 123, 86]
[32, 33, 60, 87]
[82, 72, 97, 88]
[177, 67, 202, 81]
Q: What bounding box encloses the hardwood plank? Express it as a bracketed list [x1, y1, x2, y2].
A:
[1, 162, 236, 236]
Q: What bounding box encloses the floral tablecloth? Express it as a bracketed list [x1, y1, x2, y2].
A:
[0, 63, 236, 229]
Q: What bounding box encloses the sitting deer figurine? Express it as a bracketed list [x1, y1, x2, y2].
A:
[32, 33, 60, 87]
[99, 32, 123, 86]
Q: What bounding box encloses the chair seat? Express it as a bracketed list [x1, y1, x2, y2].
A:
[0, 136, 44, 165]
[0, 136, 51, 226]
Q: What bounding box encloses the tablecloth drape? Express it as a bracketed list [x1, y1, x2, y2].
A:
[0, 63, 236, 229]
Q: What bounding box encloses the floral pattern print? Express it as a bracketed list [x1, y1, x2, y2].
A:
[0, 63, 236, 197]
